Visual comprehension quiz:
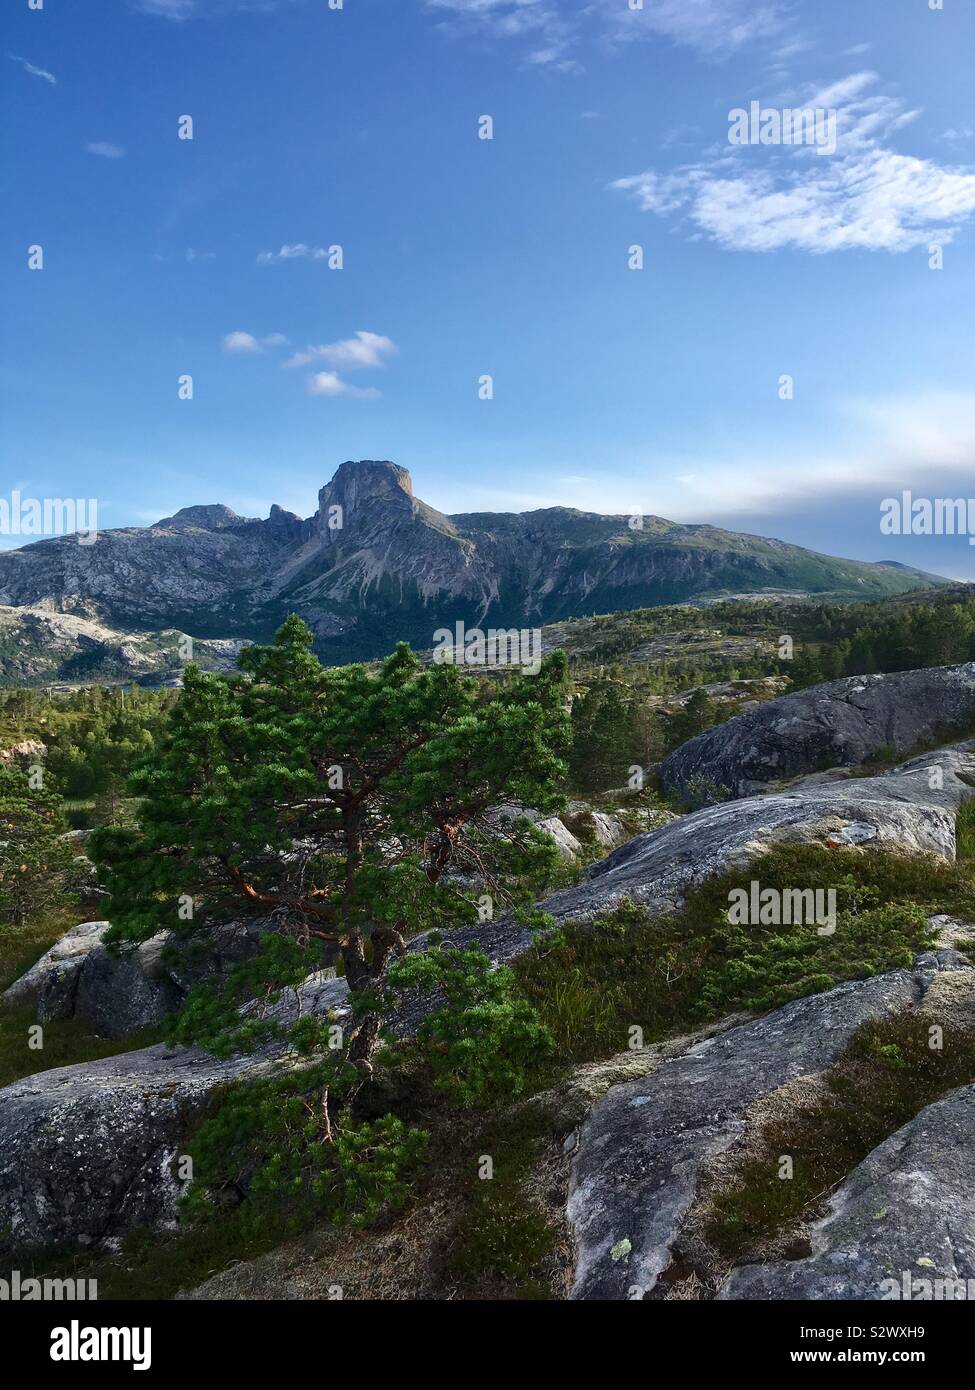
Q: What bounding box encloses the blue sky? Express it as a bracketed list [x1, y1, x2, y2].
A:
[2, 0, 974, 578]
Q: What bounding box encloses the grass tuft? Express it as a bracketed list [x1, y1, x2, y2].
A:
[957, 799, 975, 861]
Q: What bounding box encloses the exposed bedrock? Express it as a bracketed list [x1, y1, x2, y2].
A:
[567, 952, 975, 1301]
[660, 664, 975, 800]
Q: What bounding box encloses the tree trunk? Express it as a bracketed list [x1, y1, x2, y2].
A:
[340, 925, 406, 1070]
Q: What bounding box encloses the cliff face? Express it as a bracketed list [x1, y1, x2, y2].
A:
[0, 459, 943, 666]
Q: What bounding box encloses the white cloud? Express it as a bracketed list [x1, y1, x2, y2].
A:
[223, 332, 261, 354]
[256, 243, 328, 266]
[222, 331, 288, 353]
[7, 54, 57, 85]
[649, 392, 975, 522]
[425, 1, 809, 73]
[612, 72, 975, 253]
[307, 372, 380, 400]
[85, 142, 126, 159]
[132, 0, 291, 15]
[426, 0, 556, 28]
[284, 331, 397, 371]
[424, 0, 578, 70]
[439, 392, 975, 528]
[604, 0, 785, 59]
[223, 329, 389, 399]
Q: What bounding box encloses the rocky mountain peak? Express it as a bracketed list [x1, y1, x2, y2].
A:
[154, 503, 248, 531]
[316, 460, 415, 530]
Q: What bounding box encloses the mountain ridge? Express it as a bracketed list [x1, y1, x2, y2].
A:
[0, 460, 947, 669]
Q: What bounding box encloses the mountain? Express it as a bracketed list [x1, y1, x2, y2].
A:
[0, 460, 946, 678]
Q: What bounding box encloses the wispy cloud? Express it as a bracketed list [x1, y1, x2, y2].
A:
[604, 0, 786, 59]
[612, 72, 975, 254]
[424, 0, 806, 74]
[222, 331, 288, 353]
[85, 142, 126, 159]
[256, 243, 328, 266]
[424, 0, 579, 71]
[132, 0, 302, 18]
[646, 391, 975, 525]
[307, 372, 381, 400]
[225, 328, 393, 400]
[7, 53, 57, 85]
[283, 331, 397, 371]
[439, 392, 975, 531]
[773, 38, 815, 62]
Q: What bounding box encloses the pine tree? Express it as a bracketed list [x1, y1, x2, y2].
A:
[93, 616, 570, 1066]
[667, 687, 719, 748]
[787, 646, 825, 690]
[569, 679, 636, 791]
[0, 765, 76, 925]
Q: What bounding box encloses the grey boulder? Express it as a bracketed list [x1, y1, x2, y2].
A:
[660, 664, 975, 800]
[2, 918, 273, 1038]
[719, 1083, 975, 1301]
[0, 972, 348, 1253]
[1, 921, 109, 1016]
[534, 744, 975, 932]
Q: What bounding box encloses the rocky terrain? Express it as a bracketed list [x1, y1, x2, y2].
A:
[0, 960, 351, 1250]
[0, 804, 635, 1043]
[0, 460, 942, 673]
[0, 605, 245, 688]
[2, 664, 975, 1300]
[568, 949, 974, 1300]
[2, 729, 973, 1265]
[660, 663, 975, 800]
[718, 1077, 975, 1301]
[459, 742, 975, 963]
